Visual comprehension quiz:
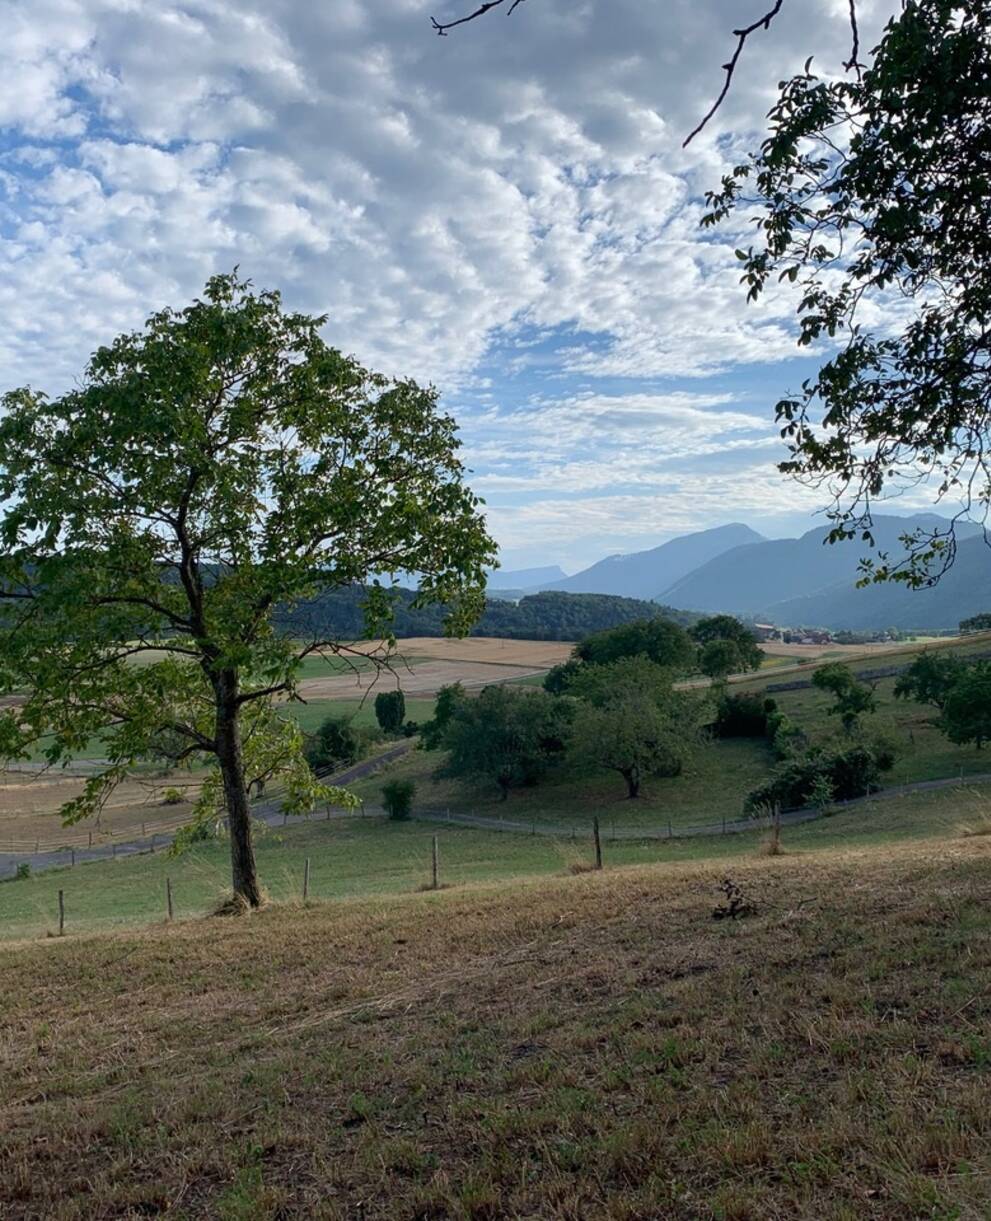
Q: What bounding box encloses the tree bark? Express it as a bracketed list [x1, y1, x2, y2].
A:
[215, 675, 262, 907]
[622, 766, 641, 799]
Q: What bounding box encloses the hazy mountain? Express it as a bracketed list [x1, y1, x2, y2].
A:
[763, 531, 991, 630]
[534, 523, 765, 600]
[488, 564, 567, 589]
[661, 514, 984, 624]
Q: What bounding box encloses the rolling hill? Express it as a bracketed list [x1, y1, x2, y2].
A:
[533, 523, 764, 600]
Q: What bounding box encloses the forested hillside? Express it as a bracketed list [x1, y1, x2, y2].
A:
[285, 586, 699, 640]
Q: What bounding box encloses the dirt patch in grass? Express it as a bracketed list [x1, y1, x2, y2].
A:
[2, 837, 991, 1219]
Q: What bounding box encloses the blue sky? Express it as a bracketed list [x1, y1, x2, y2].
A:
[1, 0, 918, 573]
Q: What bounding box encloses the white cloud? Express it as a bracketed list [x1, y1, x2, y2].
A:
[0, 0, 903, 565]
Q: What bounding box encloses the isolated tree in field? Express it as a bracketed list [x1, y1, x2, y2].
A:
[304, 715, 365, 774]
[568, 657, 702, 799]
[894, 652, 965, 712]
[812, 663, 877, 735]
[375, 689, 406, 735]
[0, 273, 494, 907]
[575, 618, 696, 673]
[941, 664, 991, 751]
[442, 684, 569, 800]
[691, 615, 762, 677]
[707, 0, 991, 582]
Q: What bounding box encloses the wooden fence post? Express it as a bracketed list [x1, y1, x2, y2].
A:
[303, 857, 310, 903]
[166, 877, 174, 922]
[432, 835, 439, 891]
[57, 889, 65, 936]
[70, 848, 75, 867]
[593, 816, 603, 870]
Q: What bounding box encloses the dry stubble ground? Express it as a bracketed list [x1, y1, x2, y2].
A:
[2, 837, 991, 1219]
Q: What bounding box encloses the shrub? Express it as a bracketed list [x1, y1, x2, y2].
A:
[744, 743, 894, 815]
[305, 715, 376, 774]
[713, 692, 776, 738]
[161, 786, 184, 805]
[401, 720, 420, 738]
[15, 862, 31, 881]
[382, 779, 415, 820]
[375, 689, 406, 735]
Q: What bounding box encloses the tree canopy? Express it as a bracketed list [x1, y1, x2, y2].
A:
[574, 618, 696, 673]
[567, 657, 702, 799]
[812, 663, 877, 735]
[941, 663, 991, 751]
[691, 615, 763, 677]
[706, 0, 991, 581]
[441, 685, 570, 799]
[893, 651, 966, 711]
[0, 272, 494, 905]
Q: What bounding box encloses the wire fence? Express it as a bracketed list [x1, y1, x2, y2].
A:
[5, 762, 990, 882]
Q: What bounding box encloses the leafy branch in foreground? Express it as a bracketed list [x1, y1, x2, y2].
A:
[705, 0, 991, 584]
[0, 272, 495, 906]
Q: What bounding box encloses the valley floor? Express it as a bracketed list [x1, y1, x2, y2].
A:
[2, 830, 991, 1219]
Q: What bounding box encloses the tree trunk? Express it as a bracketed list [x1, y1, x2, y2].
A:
[215, 679, 262, 908]
[622, 766, 641, 799]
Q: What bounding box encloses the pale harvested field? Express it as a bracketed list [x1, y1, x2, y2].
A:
[0, 771, 198, 847]
[299, 637, 573, 700]
[760, 639, 932, 660]
[355, 636, 575, 667]
[300, 658, 554, 700]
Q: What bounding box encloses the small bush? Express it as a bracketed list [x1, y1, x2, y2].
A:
[382, 779, 416, 821]
[401, 720, 420, 738]
[713, 693, 776, 738]
[15, 862, 31, 881]
[161, 786, 184, 806]
[305, 715, 379, 774]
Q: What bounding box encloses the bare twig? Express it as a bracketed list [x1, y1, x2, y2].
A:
[431, 0, 527, 36]
[683, 0, 786, 147]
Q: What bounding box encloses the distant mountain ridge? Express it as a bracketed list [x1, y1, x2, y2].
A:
[659, 513, 984, 628]
[762, 531, 991, 630]
[529, 523, 765, 600]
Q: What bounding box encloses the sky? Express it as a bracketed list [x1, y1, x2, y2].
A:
[1, 0, 918, 574]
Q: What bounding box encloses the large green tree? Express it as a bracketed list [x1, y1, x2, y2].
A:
[941, 664, 991, 751]
[706, 0, 991, 580]
[574, 618, 696, 672]
[893, 651, 965, 711]
[0, 273, 495, 906]
[441, 684, 570, 800]
[568, 657, 703, 799]
[691, 615, 763, 678]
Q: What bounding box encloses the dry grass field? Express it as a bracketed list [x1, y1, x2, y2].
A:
[2, 836, 990, 1219]
[299, 637, 574, 700]
[0, 770, 200, 849]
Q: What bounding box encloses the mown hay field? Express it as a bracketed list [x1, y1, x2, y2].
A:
[2, 826, 990, 1219]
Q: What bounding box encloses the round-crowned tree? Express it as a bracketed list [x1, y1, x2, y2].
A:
[0, 273, 495, 907]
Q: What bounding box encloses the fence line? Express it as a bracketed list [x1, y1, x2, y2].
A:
[6, 765, 991, 882]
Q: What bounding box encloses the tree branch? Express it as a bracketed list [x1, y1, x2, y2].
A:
[683, 0, 786, 147]
[431, 0, 527, 36]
